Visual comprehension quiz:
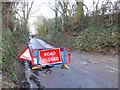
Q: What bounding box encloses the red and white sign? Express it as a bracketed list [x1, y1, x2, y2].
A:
[18, 47, 32, 61]
[39, 48, 62, 65]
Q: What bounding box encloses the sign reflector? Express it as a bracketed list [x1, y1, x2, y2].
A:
[18, 47, 32, 61]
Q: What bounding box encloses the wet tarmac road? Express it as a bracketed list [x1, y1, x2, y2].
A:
[27, 38, 118, 88]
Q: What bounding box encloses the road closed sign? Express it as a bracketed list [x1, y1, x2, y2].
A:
[39, 48, 62, 65]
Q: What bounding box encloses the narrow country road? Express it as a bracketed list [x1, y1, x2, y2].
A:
[26, 37, 118, 88]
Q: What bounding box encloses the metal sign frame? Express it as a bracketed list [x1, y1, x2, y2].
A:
[31, 48, 71, 66]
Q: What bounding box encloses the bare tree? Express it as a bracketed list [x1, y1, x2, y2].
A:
[15, 0, 34, 30]
[2, 2, 16, 30]
[74, 0, 84, 24]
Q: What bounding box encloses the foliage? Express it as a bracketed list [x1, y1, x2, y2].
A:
[46, 20, 63, 45]
[35, 0, 119, 55]
[2, 30, 17, 64]
[2, 28, 29, 88]
[0, 56, 2, 70]
[74, 26, 119, 53]
[74, 1, 84, 24]
[37, 24, 48, 38]
[0, 37, 2, 70]
[12, 72, 17, 82]
[2, 1, 33, 88]
[2, 27, 29, 67]
[14, 27, 29, 44]
[64, 16, 72, 29]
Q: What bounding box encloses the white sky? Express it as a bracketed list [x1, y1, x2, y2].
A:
[28, 0, 117, 34]
[29, 0, 93, 34]
[29, 0, 93, 24]
[29, 0, 117, 22]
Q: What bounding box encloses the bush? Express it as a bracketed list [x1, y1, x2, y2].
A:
[2, 28, 29, 88]
[74, 26, 119, 53]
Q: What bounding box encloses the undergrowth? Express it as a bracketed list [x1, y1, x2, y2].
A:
[44, 26, 119, 54]
[74, 26, 119, 54]
[2, 28, 29, 88]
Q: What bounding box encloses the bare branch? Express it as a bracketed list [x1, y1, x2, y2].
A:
[27, 0, 34, 18]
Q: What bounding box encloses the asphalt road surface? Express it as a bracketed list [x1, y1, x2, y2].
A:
[27, 37, 118, 88]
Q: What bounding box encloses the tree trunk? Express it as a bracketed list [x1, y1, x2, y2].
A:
[74, 1, 84, 24]
[2, 2, 11, 29]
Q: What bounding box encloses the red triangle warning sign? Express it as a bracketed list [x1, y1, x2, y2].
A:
[18, 47, 32, 61]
